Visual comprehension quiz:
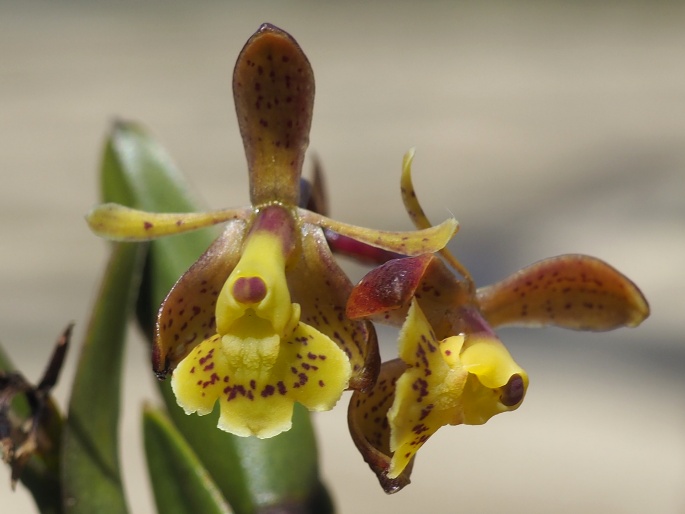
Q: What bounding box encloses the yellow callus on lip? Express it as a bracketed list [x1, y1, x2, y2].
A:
[216, 228, 299, 339]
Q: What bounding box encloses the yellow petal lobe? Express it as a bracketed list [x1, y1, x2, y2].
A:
[387, 300, 467, 478]
[460, 335, 528, 425]
[171, 320, 351, 438]
[86, 203, 246, 241]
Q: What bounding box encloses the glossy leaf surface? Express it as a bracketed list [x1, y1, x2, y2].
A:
[61, 242, 144, 514]
[143, 406, 232, 514]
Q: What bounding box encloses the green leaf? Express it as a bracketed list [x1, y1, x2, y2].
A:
[102, 120, 333, 514]
[61, 243, 145, 514]
[143, 405, 232, 514]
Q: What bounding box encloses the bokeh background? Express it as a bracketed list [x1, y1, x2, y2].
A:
[2, 2, 684, 512]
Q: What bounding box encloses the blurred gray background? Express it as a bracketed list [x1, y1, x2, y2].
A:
[1, 1, 683, 513]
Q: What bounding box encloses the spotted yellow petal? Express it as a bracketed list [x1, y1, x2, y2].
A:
[287, 222, 379, 391]
[234, 23, 314, 207]
[301, 210, 458, 257]
[154, 220, 247, 376]
[280, 322, 352, 410]
[171, 320, 350, 439]
[476, 254, 650, 330]
[171, 332, 293, 439]
[171, 334, 227, 417]
[387, 300, 467, 478]
[86, 203, 248, 242]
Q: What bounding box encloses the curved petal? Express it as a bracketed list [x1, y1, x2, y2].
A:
[400, 149, 473, 286]
[234, 23, 314, 206]
[154, 220, 247, 377]
[399, 148, 431, 231]
[476, 254, 650, 330]
[346, 255, 433, 326]
[459, 333, 528, 425]
[288, 223, 380, 391]
[347, 359, 412, 494]
[347, 254, 470, 336]
[301, 210, 458, 257]
[86, 203, 248, 241]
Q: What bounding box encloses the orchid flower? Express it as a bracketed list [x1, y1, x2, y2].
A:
[85, 24, 458, 439]
[345, 150, 650, 492]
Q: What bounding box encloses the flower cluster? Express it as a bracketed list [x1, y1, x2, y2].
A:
[86, 24, 649, 491]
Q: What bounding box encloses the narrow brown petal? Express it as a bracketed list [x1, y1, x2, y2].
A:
[154, 220, 247, 377]
[287, 223, 380, 391]
[347, 359, 413, 494]
[476, 254, 650, 330]
[233, 23, 314, 206]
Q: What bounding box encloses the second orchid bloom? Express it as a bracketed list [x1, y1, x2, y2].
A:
[344, 151, 648, 491]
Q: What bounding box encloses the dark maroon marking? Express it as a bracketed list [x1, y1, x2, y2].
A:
[261, 385, 275, 397]
[144, 221, 153, 230]
[500, 374, 525, 406]
[232, 276, 267, 304]
[419, 404, 433, 421]
[277, 381, 287, 395]
[412, 423, 429, 435]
